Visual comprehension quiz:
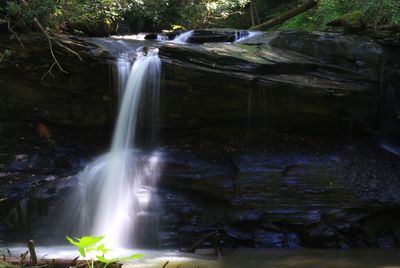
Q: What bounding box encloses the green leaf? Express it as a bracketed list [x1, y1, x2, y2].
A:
[96, 256, 118, 264]
[66, 236, 80, 247]
[78, 236, 105, 247]
[78, 247, 86, 257]
[96, 244, 112, 255]
[96, 253, 143, 264]
[118, 254, 144, 261]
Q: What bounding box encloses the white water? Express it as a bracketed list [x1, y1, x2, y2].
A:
[172, 30, 194, 43]
[69, 48, 162, 248]
[110, 34, 168, 41]
[172, 30, 261, 43]
[234, 31, 262, 43]
[115, 54, 132, 101]
[111, 34, 148, 41]
[157, 34, 169, 41]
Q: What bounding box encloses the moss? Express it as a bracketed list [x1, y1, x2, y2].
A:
[340, 10, 364, 22]
[0, 262, 19, 268]
[279, 13, 319, 31]
[336, 10, 367, 32]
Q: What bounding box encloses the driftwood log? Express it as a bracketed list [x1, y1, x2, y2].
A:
[250, 0, 318, 31]
[1, 256, 122, 268]
[2, 256, 83, 267]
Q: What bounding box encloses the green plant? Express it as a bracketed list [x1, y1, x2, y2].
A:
[6, 0, 57, 30]
[0, 49, 12, 63]
[279, 0, 400, 31]
[66, 235, 143, 268]
[0, 262, 19, 268]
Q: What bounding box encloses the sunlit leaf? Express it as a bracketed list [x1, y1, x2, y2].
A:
[118, 254, 144, 261]
[78, 247, 86, 257]
[96, 255, 118, 264]
[66, 236, 80, 247]
[77, 235, 105, 247]
[96, 244, 112, 255]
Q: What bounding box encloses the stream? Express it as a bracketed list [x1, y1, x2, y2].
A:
[2, 246, 400, 268]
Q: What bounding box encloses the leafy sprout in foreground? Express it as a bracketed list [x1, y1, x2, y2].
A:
[66, 235, 143, 268]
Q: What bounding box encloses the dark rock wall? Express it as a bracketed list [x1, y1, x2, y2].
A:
[0, 34, 115, 128]
[1, 31, 400, 248]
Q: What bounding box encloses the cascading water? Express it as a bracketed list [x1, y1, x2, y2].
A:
[115, 54, 132, 101]
[379, 70, 400, 155]
[172, 30, 261, 43]
[234, 31, 262, 43]
[172, 30, 194, 43]
[64, 47, 162, 248]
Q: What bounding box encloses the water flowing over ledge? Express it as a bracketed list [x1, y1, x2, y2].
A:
[65, 47, 162, 248]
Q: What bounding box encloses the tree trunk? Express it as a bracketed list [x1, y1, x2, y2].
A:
[250, 0, 255, 27]
[250, 0, 319, 31]
[253, 0, 261, 25]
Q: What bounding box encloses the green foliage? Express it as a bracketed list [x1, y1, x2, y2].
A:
[0, 49, 12, 63]
[6, 0, 56, 30]
[66, 235, 106, 257]
[66, 235, 143, 268]
[121, 0, 249, 30]
[0, 262, 19, 268]
[280, 12, 318, 31]
[3, 0, 250, 34]
[4, 0, 399, 34]
[55, 0, 125, 35]
[279, 0, 400, 31]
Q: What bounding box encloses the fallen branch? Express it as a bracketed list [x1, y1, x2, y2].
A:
[7, 20, 25, 48]
[27, 240, 37, 266]
[18, 0, 83, 79]
[19, 251, 28, 266]
[2, 256, 122, 268]
[250, 0, 319, 31]
[31, 16, 68, 75]
[4, 256, 84, 267]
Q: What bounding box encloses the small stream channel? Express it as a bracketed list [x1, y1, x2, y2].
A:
[2, 246, 400, 268]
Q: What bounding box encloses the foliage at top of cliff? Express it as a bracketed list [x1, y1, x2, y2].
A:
[0, 0, 399, 35]
[1, 0, 250, 35]
[279, 0, 400, 30]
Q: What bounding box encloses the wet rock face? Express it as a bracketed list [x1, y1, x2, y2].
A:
[157, 142, 400, 249]
[159, 31, 391, 136]
[0, 31, 400, 248]
[0, 34, 114, 128]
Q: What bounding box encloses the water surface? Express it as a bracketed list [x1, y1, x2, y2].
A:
[2, 246, 400, 268]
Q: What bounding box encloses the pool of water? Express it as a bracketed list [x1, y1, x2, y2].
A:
[2, 246, 400, 268]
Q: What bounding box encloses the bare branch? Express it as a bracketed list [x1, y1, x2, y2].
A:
[41, 62, 57, 80]
[53, 38, 83, 61]
[7, 20, 25, 48]
[18, 0, 82, 77]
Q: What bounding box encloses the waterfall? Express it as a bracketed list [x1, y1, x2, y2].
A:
[379, 70, 400, 155]
[65, 47, 162, 248]
[172, 30, 194, 43]
[115, 54, 132, 102]
[234, 31, 262, 43]
[173, 30, 261, 43]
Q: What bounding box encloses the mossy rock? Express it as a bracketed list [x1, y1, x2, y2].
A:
[327, 11, 367, 32]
